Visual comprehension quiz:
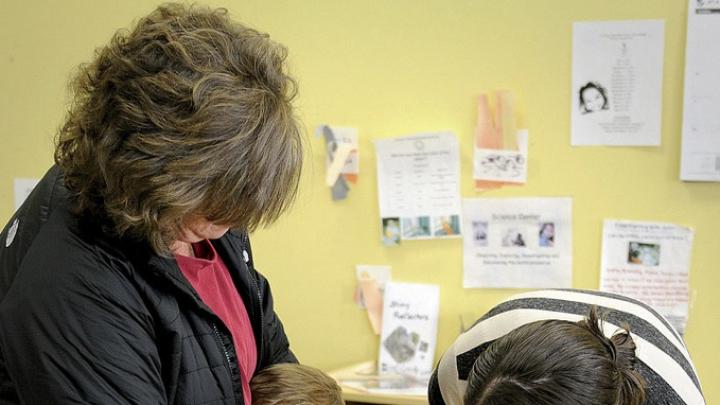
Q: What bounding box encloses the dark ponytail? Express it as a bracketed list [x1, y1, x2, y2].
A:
[580, 307, 646, 405]
[464, 307, 646, 405]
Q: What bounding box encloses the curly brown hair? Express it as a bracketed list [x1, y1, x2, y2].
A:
[55, 3, 303, 255]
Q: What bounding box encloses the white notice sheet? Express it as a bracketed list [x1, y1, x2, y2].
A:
[463, 198, 572, 289]
[571, 20, 665, 146]
[375, 133, 462, 244]
[600, 220, 694, 334]
[681, 0, 720, 181]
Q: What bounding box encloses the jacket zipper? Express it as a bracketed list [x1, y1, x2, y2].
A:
[212, 323, 233, 374]
[212, 322, 243, 405]
[242, 233, 265, 369]
[249, 274, 264, 367]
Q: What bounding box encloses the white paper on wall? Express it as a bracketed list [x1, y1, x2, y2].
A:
[378, 282, 439, 380]
[680, 0, 720, 181]
[375, 132, 462, 244]
[600, 219, 694, 334]
[463, 197, 573, 289]
[571, 20, 665, 146]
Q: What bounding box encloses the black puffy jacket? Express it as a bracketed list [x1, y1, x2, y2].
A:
[0, 166, 296, 404]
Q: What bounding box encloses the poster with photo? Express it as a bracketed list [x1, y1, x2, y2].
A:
[378, 282, 439, 379]
[571, 20, 665, 146]
[463, 198, 573, 289]
[600, 220, 694, 334]
[375, 132, 462, 245]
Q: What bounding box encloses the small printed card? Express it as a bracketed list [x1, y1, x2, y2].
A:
[378, 282, 440, 378]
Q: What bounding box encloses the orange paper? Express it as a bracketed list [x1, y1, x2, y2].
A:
[359, 277, 383, 334]
[474, 91, 520, 191]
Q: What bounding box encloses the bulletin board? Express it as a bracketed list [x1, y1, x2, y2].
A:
[1, 1, 718, 402]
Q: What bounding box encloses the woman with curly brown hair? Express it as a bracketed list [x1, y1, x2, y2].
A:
[0, 3, 303, 404]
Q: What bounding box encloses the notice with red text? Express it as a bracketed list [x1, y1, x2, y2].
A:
[600, 219, 694, 334]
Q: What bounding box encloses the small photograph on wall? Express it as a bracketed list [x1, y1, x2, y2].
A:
[501, 228, 528, 247]
[627, 241, 660, 266]
[538, 222, 555, 247]
[471, 221, 489, 247]
[577, 81, 610, 115]
[432, 215, 461, 237]
[381, 217, 401, 246]
[401, 217, 431, 239]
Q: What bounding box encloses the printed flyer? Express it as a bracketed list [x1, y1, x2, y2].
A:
[600, 219, 694, 334]
[378, 282, 439, 379]
[463, 198, 573, 289]
[571, 20, 665, 146]
[375, 132, 462, 245]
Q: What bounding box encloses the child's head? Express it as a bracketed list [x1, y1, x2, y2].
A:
[578, 82, 609, 113]
[463, 307, 645, 405]
[251, 363, 345, 405]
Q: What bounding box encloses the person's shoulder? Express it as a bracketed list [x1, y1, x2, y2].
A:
[496, 289, 666, 321]
[502, 288, 648, 307]
[4, 205, 141, 308]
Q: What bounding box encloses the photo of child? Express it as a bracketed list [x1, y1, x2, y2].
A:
[627, 241, 660, 266]
[578, 81, 610, 114]
[501, 228, 526, 247]
[471, 221, 489, 247]
[382, 217, 401, 245]
[433, 215, 461, 236]
[538, 222, 555, 247]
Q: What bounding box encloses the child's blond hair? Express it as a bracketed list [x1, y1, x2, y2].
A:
[251, 363, 345, 405]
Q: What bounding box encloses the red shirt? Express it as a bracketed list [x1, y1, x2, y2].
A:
[175, 240, 257, 405]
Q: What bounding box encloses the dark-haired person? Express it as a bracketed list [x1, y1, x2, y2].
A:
[429, 289, 705, 405]
[0, 4, 302, 404]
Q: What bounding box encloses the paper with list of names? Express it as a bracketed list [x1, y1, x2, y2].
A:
[571, 20, 665, 146]
[374, 132, 462, 244]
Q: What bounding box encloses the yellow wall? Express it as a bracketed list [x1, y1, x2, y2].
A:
[1, 0, 718, 401]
